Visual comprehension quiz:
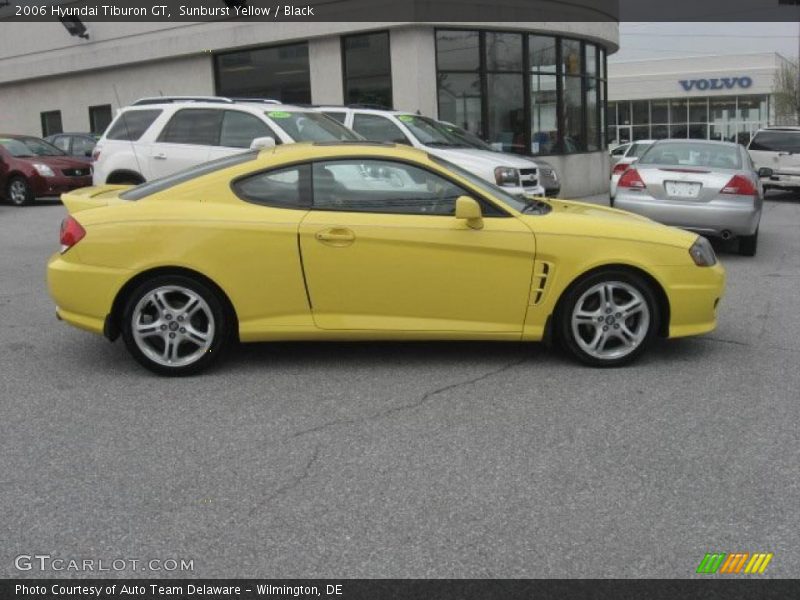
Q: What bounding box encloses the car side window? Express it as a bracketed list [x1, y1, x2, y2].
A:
[312, 159, 472, 216]
[71, 136, 95, 157]
[220, 111, 280, 148]
[233, 164, 310, 209]
[158, 109, 223, 146]
[351, 114, 411, 144]
[323, 111, 347, 124]
[106, 109, 163, 141]
[51, 136, 70, 152]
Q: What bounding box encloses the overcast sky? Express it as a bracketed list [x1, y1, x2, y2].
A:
[612, 22, 800, 63]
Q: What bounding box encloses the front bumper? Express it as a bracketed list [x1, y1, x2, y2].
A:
[614, 192, 761, 238]
[506, 184, 546, 197]
[658, 261, 726, 339]
[764, 173, 800, 189]
[31, 174, 93, 198]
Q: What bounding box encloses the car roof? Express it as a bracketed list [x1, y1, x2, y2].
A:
[755, 126, 800, 133]
[122, 101, 311, 113]
[0, 133, 36, 139]
[651, 138, 740, 148]
[316, 106, 411, 117]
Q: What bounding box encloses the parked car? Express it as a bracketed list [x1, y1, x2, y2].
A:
[0, 134, 92, 206]
[46, 132, 100, 158]
[747, 126, 800, 193]
[610, 140, 655, 199]
[92, 96, 361, 185]
[440, 121, 561, 197]
[613, 139, 770, 256]
[610, 142, 631, 164]
[316, 107, 546, 197]
[49, 142, 724, 376]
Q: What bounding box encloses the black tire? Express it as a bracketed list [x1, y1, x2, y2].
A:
[556, 269, 660, 368]
[609, 196, 615, 207]
[6, 176, 34, 206]
[121, 274, 232, 376]
[738, 228, 758, 257]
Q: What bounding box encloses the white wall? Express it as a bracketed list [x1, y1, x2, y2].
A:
[0, 56, 213, 135]
[608, 53, 787, 101]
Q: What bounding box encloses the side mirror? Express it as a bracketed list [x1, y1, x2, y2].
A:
[455, 196, 483, 230]
[757, 167, 774, 178]
[250, 136, 276, 150]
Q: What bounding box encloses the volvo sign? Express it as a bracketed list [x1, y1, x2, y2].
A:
[679, 77, 753, 92]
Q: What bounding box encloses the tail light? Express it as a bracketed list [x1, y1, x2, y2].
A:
[618, 168, 646, 190]
[721, 174, 757, 197]
[60, 216, 86, 253]
[612, 162, 629, 176]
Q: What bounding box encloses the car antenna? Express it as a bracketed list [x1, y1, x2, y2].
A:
[112, 83, 146, 184]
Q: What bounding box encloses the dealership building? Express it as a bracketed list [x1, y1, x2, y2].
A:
[0, 13, 618, 197]
[607, 52, 794, 147]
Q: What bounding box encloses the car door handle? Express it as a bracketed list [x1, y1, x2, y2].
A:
[152, 153, 167, 160]
[315, 228, 355, 245]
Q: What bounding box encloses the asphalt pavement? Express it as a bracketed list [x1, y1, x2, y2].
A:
[1, 193, 798, 578]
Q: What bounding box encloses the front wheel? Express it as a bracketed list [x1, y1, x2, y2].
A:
[121, 275, 232, 376]
[558, 270, 659, 367]
[6, 176, 34, 206]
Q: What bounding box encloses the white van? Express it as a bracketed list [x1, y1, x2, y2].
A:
[747, 127, 800, 192]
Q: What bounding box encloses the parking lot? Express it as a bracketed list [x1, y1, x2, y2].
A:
[1, 192, 799, 578]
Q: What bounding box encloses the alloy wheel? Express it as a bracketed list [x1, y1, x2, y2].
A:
[130, 285, 215, 368]
[570, 281, 650, 360]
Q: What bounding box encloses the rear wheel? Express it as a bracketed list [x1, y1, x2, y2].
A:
[6, 177, 34, 206]
[121, 275, 231, 376]
[558, 270, 659, 367]
[738, 228, 758, 257]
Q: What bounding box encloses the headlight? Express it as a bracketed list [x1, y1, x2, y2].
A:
[689, 236, 717, 267]
[33, 163, 55, 177]
[541, 167, 553, 177]
[494, 166, 520, 187]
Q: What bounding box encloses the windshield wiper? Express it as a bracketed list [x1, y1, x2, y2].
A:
[521, 199, 552, 215]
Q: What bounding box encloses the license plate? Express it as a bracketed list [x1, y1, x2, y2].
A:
[665, 181, 701, 198]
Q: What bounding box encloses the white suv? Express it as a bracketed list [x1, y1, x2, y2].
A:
[747, 127, 800, 192]
[317, 107, 545, 197]
[92, 96, 361, 185]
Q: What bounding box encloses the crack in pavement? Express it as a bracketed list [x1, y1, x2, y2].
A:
[247, 444, 322, 517]
[699, 336, 798, 353]
[288, 357, 530, 441]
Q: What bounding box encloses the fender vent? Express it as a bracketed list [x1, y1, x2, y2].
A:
[532, 261, 553, 305]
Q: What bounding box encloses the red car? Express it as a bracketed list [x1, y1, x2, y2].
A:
[0, 134, 93, 206]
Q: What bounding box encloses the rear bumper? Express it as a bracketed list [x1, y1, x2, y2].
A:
[614, 192, 761, 238]
[764, 173, 800, 189]
[47, 253, 130, 336]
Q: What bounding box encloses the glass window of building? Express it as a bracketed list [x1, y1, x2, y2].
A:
[670, 99, 688, 125]
[342, 32, 393, 108]
[689, 98, 708, 123]
[89, 104, 113, 135]
[436, 30, 606, 156]
[40, 110, 62, 137]
[215, 43, 311, 104]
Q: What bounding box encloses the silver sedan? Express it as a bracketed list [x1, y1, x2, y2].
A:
[613, 139, 772, 256]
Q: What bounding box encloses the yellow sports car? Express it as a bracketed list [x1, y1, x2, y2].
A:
[47, 143, 725, 375]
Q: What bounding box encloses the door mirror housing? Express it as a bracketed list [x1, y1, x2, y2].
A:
[250, 136, 276, 150]
[757, 167, 774, 178]
[455, 196, 483, 230]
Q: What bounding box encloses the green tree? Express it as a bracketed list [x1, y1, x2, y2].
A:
[773, 61, 800, 125]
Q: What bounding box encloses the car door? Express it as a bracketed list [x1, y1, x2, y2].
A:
[149, 109, 219, 178]
[298, 157, 536, 333]
[207, 110, 283, 162]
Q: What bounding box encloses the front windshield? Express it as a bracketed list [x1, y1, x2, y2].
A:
[397, 115, 470, 148]
[266, 111, 360, 142]
[429, 155, 531, 213]
[0, 137, 66, 157]
[442, 124, 494, 151]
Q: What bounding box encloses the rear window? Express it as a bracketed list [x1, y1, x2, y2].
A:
[628, 143, 651, 158]
[749, 131, 800, 153]
[106, 109, 162, 141]
[120, 151, 257, 200]
[638, 142, 742, 170]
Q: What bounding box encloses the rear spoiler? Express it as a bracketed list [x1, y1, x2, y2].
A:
[61, 185, 131, 214]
